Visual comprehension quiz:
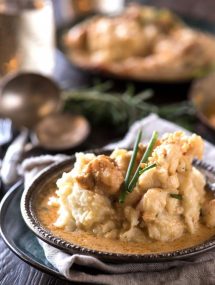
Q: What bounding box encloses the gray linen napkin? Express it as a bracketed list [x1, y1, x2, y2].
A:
[21, 114, 215, 285]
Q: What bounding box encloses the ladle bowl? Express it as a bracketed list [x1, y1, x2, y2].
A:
[0, 72, 61, 129]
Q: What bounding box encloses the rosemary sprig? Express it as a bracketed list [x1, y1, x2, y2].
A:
[128, 131, 158, 193]
[62, 81, 197, 132]
[119, 129, 142, 203]
[62, 83, 156, 132]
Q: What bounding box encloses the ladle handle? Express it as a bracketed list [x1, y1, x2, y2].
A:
[0, 129, 28, 185]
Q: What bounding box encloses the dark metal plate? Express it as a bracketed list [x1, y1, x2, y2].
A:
[20, 151, 215, 263]
[0, 182, 67, 280]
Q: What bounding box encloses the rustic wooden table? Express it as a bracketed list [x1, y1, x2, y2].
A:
[1, 1, 215, 284]
[0, 239, 73, 285]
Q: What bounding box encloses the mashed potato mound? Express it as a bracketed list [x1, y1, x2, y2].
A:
[49, 131, 215, 243]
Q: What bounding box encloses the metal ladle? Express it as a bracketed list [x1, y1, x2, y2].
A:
[0, 72, 61, 128]
[0, 72, 61, 184]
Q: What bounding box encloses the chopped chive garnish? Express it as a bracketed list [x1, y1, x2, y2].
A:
[127, 131, 158, 193]
[119, 129, 142, 203]
[119, 182, 127, 204]
[169, 193, 182, 200]
[139, 163, 157, 175]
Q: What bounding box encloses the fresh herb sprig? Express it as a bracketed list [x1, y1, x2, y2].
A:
[124, 130, 142, 189]
[62, 81, 196, 133]
[170, 193, 182, 200]
[119, 130, 142, 203]
[119, 131, 158, 203]
[127, 131, 158, 193]
[139, 163, 157, 176]
[63, 82, 156, 132]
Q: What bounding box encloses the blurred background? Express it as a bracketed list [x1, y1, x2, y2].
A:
[1, 0, 215, 77]
[1, 0, 215, 167]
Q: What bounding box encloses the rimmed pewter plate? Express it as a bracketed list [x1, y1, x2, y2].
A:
[21, 150, 215, 263]
[0, 182, 66, 280]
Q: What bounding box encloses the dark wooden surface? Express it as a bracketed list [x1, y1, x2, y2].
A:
[0, 238, 71, 285]
[1, 1, 215, 284]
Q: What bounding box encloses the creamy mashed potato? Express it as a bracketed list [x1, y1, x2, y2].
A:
[49, 131, 215, 243]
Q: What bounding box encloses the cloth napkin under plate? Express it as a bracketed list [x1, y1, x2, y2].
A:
[20, 114, 215, 285]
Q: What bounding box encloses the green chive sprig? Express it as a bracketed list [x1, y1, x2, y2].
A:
[125, 130, 142, 189]
[118, 182, 127, 204]
[119, 130, 158, 203]
[127, 131, 158, 193]
[169, 193, 182, 200]
[139, 163, 157, 176]
[119, 130, 142, 203]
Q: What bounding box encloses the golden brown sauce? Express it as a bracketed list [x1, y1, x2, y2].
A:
[36, 186, 215, 255]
